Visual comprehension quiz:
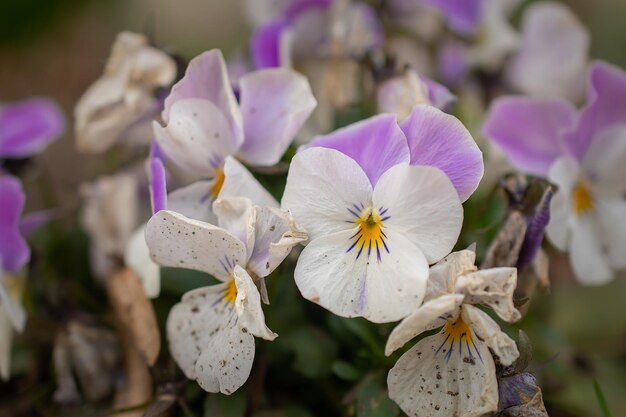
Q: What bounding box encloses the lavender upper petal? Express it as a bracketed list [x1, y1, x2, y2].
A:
[0, 98, 65, 159]
[303, 114, 410, 186]
[0, 175, 29, 273]
[401, 105, 483, 201]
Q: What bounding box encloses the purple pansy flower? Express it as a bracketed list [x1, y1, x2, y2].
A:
[484, 61, 626, 284]
[424, 0, 485, 35]
[281, 105, 483, 322]
[0, 98, 65, 159]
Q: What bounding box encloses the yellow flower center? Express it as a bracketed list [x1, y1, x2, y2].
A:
[436, 314, 481, 363]
[572, 181, 593, 215]
[210, 168, 226, 199]
[223, 276, 238, 304]
[347, 206, 389, 261]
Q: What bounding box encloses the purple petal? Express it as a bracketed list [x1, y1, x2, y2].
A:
[238, 68, 317, 166]
[420, 76, 457, 111]
[401, 105, 483, 201]
[498, 372, 540, 410]
[19, 210, 55, 237]
[162, 50, 243, 146]
[149, 142, 167, 214]
[438, 41, 468, 86]
[426, 0, 485, 35]
[483, 96, 577, 176]
[0, 98, 65, 159]
[251, 18, 290, 69]
[517, 188, 552, 270]
[564, 61, 626, 160]
[303, 114, 410, 186]
[0, 175, 29, 272]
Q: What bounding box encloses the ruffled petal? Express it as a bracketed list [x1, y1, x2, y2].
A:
[281, 147, 373, 239]
[304, 114, 410, 186]
[124, 225, 161, 299]
[0, 175, 29, 273]
[463, 305, 519, 366]
[426, 249, 477, 302]
[388, 321, 498, 417]
[0, 98, 65, 158]
[294, 228, 429, 323]
[154, 99, 239, 178]
[163, 49, 243, 146]
[455, 268, 520, 323]
[238, 68, 316, 166]
[506, 2, 589, 103]
[564, 61, 626, 160]
[213, 197, 256, 261]
[233, 265, 276, 340]
[247, 206, 307, 278]
[385, 294, 464, 356]
[373, 164, 463, 264]
[483, 97, 577, 176]
[401, 105, 483, 201]
[145, 210, 247, 282]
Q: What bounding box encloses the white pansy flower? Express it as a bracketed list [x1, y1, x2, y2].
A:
[75, 31, 176, 153]
[145, 197, 306, 394]
[0, 271, 26, 381]
[386, 249, 520, 417]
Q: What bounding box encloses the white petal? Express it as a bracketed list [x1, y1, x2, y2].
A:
[145, 210, 247, 282]
[213, 197, 256, 261]
[0, 308, 13, 381]
[455, 268, 520, 323]
[463, 305, 519, 366]
[569, 216, 613, 285]
[220, 157, 278, 208]
[545, 188, 572, 252]
[594, 198, 626, 270]
[0, 275, 25, 332]
[247, 206, 308, 278]
[154, 99, 239, 177]
[548, 156, 580, 192]
[294, 228, 429, 323]
[426, 250, 477, 302]
[238, 69, 317, 166]
[124, 225, 161, 298]
[166, 285, 255, 394]
[385, 294, 464, 356]
[167, 180, 217, 224]
[582, 125, 626, 196]
[282, 148, 373, 240]
[388, 327, 498, 417]
[233, 265, 276, 341]
[194, 317, 255, 395]
[373, 164, 463, 264]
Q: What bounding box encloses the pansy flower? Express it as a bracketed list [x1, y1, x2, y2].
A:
[385, 249, 520, 417]
[483, 61, 626, 284]
[0, 176, 30, 380]
[153, 49, 315, 216]
[145, 197, 306, 393]
[75, 31, 177, 154]
[282, 105, 483, 322]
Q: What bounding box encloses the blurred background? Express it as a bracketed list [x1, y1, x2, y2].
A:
[1, 0, 625, 416]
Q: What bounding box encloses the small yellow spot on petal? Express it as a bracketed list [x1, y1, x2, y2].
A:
[211, 168, 226, 199]
[224, 276, 238, 304]
[572, 181, 593, 215]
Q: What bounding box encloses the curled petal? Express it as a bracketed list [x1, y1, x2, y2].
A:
[385, 293, 464, 356]
[463, 305, 519, 366]
[233, 265, 277, 340]
[426, 249, 477, 301]
[220, 157, 278, 208]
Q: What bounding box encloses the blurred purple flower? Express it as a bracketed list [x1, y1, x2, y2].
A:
[148, 142, 167, 214]
[304, 104, 483, 201]
[425, 0, 484, 35]
[0, 98, 65, 159]
[0, 175, 29, 273]
[484, 61, 626, 284]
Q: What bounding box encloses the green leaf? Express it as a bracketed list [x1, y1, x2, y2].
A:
[594, 380, 612, 417]
[203, 390, 247, 417]
[355, 372, 400, 417]
[283, 326, 338, 378]
[252, 405, 312, 417]
[331, 361, 361, 381]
